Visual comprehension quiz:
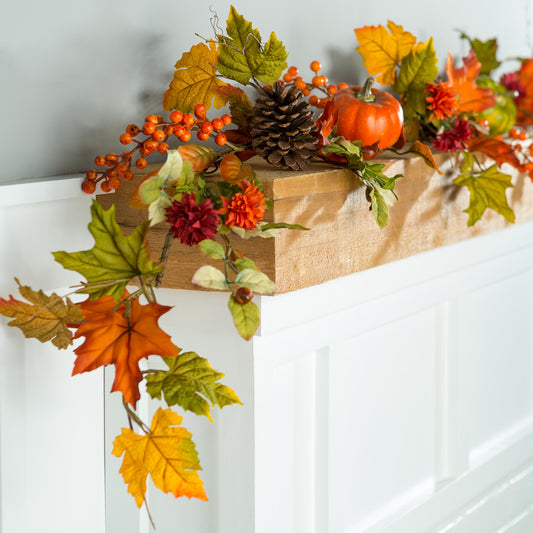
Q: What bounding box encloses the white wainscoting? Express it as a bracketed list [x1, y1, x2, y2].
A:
[1, 177, 532, 532]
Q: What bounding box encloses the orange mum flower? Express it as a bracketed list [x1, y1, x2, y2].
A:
[220, 180, 266, 230]
[425, 80, 458, 122]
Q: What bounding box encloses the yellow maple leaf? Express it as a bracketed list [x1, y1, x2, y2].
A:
[162, 41, 228, 112]
[355, 20, 417, 86]
[112, 407, 207, 507]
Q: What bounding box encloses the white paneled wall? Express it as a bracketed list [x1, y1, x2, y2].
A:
[1, 178, 533, 532]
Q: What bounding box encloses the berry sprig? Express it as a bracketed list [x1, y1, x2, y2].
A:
[507, 127, 533, 179]
[82, 104, 233, 194]
[281, 61, 349, 109]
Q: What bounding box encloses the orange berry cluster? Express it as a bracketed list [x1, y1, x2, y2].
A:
[82, 104, 232, 194]
[281, 61, 349, 109]
[507, 127, 533, 179]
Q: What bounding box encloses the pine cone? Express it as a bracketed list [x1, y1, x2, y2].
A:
[250, 81, 318, 171]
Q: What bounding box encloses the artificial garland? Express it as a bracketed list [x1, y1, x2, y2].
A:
[2, 5, 533, 525]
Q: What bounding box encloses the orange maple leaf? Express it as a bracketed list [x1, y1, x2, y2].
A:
[73, 293, 179, 406]
[355, 21, 417, 86]
[445, 50, 496, 113]
[517, 58, 533, 125]
[465, 136, 524, 170]
[113, 407, 207, 507]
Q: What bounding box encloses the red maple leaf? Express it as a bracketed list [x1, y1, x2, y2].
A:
[446, 50, 496, 113]
[73, 292, 179, 406]
[465, 136, 524, 171]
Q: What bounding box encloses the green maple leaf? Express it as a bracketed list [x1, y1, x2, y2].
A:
[217, 6, 288, 85]
[454, 152, 515, 226]
[53, 200, 162, 300]
[459, 32, 500, 75]
[394, 37, 439, 93]
[145, 353, 242, 421]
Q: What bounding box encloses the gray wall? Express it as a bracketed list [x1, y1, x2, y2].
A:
[2, 0, 533, 183]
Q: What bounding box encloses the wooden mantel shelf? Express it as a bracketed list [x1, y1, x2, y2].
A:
[96, 153, 533, 293]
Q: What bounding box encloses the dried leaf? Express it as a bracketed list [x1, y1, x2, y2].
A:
[355, 21, 417, 86]
[112, 407, 207, 508]
[408, 140, 444, 174]
[214, 85, 254, 133]
[0, 279, 83, 349]
[162, 42, 228, 112]
[465, 136, 522, 169]
[73, 292, 179, 406]
[145, 353, 242, 421]
[220, 153, 255, 184]
[177, 144, 217, 172]
[53, 201, 161, 301]
[446, 50, 496, 113]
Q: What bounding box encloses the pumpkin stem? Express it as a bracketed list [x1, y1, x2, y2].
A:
[356, 77, 376, 103]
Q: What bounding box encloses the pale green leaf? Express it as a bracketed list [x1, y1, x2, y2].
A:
[234, 268, 275, 294]
[198, 240, 225, 260]
[191, 265, 228, 291]
[52, 201, 161, 300]
[145, 353, 242, 422]
[227, 294, 260, 340]
[158, 149, 184, 180]
[148, 196, 172, 227]
[235, 257, 259, 271]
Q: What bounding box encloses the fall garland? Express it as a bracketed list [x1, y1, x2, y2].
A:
[2, 5, 533, 525]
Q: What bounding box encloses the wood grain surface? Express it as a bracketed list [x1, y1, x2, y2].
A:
[96, 153, 533, 293]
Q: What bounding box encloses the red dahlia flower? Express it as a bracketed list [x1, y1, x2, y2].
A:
[500, 72, 526, 104]
[425, 80, 458, 122]
[219, 180, 266, 230]
[432, 117, 472, 152]
[165, 192, 219, 246]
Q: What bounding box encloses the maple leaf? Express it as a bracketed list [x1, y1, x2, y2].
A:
[355, 21, 417, 86]
[445, 50, 496, 113]
[454, 152, 515, 226]
[217, 6, 288, 85]
[112, 407, 207, 507]
[0, 279, 83, 349]
[145, 352, 242, 422]
[214, 85, 255, 133]
[53, 200, 162, 301]
[458, 32, 501, 76]
[465, 136, 523, 170]
[73, 292, 179, 406]
[162, 42, 228, 113]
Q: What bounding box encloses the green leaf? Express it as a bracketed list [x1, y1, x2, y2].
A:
[234, 268, 275, 294]
[227, 294, 260, 340]
[454, 158, 515, 226]
[217, 6, 288, 85]
[191, 265, 229, 291]
[148, 196, 172, 226]
[369, 187, 390, 228]
[394, 37, 439, 93]
[260, 222, 310, 231]
[459, 31, 501, 75]
[198, 239, 225, 260]
[235, 257, 259, 271]
[145, 353, 242, 422]
[140, 175, 167, 205]
[52, 201, 161, 300]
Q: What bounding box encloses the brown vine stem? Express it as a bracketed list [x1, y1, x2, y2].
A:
[154, 231, 174, 288]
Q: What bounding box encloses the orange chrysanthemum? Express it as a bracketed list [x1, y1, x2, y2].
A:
[219, 180, 266, 230]
[425, 80, 458, 122]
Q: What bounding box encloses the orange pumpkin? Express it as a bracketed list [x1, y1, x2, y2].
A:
[317, 78, 404, 157]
